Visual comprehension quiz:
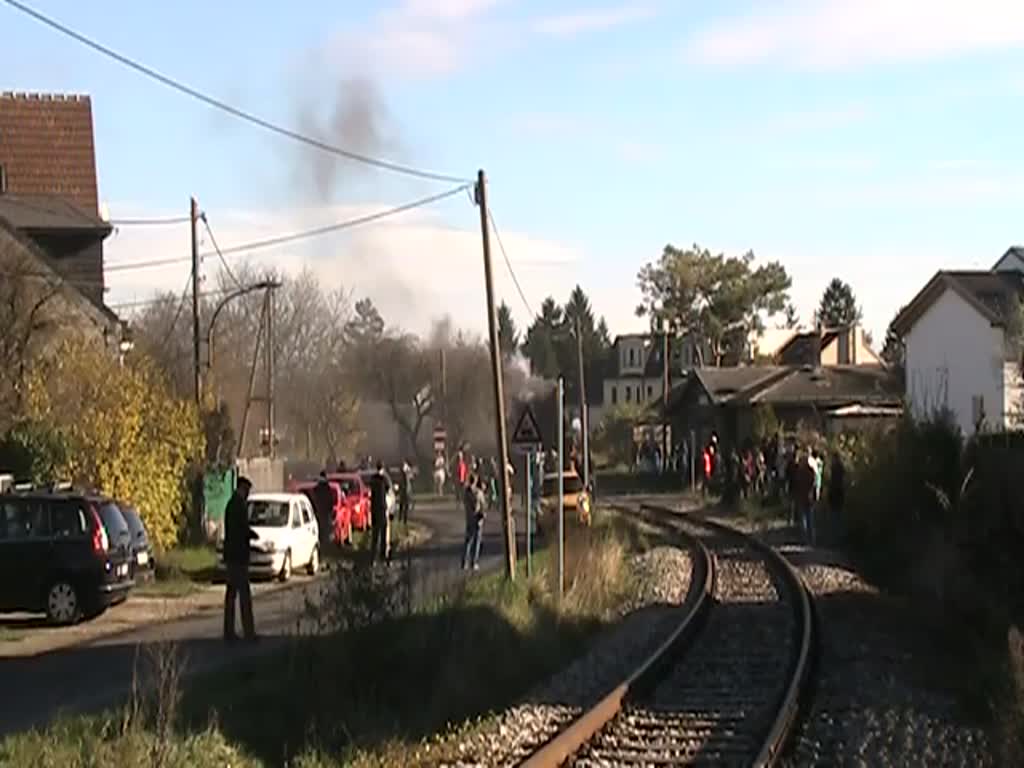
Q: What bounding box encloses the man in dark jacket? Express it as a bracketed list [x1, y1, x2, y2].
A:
[223, 476, 256, 644]
[368, 462, 391, 565]
[312, 471, 335, 548]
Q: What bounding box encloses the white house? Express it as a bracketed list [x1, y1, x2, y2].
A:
[892, 248, 1024, 435]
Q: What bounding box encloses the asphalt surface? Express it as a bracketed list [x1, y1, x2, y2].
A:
[0, 495, 525, 738]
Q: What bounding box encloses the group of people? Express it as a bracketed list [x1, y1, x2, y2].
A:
[698, 432, 847, 546]
[221, 458, 417, 645]
[447, 447, 516, 571]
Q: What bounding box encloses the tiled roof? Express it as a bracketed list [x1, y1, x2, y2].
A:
[693, 366, 790, 404]
[893, 268, 1024, 335]
[746, 364, 901, 407]
[0, 194, 109, 231]
[0, 92, 100, 213]
[0, 216, 118, 327]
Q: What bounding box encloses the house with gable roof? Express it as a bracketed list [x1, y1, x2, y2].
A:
[0, 91, 121, 344]
[891, 247, 1024, 435]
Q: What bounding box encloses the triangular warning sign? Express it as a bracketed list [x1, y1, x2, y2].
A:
[511, 406, 543, 445]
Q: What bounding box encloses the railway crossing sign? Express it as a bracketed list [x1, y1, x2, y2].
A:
[433, 425, 447, 453]
[511, 406, 543, 454]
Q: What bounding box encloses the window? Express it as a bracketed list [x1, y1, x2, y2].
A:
[52, 501, 87, 538]
[292, 503, 303, 528]
[249, 500, 289, 527]
[647, 385, 653, 398]
[611, 386, 617, 405]
[628, 348, 636, 367]
[0, 164, 7, 194]
[0, 500, 47, 540]
[300, 503, 312, 526]
[626, 386, 632, 403]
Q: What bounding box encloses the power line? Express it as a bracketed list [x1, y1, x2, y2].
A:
[111, 215, 190, 226]
[1, 0, 470, 186]
[487, 208, 535, 319]
[199, 213, 243, 290]
[103, 184, 470, 273]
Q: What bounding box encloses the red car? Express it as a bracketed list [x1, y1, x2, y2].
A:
[327, 473, 371, 532]
[289, 478, 351, 545]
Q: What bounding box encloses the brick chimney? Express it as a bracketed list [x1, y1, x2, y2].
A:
[809, 314, 823, 368]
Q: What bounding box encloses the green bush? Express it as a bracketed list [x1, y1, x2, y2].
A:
[0, 419, 70, 485]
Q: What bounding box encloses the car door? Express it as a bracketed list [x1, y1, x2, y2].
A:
[288, 500, 307, 564]
[300, 498, 317, 555]
[0, 497, 50, 612]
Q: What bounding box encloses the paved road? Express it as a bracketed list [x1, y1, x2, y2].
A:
[0, 495, 524, 738]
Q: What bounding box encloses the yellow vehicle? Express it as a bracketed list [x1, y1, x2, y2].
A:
[539, 470, 592, 527]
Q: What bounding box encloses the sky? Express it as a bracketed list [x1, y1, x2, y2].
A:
[5, 0, 1024, 345]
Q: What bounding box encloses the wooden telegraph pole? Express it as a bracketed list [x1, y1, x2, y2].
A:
[475, 169, 516, 580]
[190, 197, 202, 406]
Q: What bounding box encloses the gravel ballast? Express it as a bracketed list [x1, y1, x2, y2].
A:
[437, 545, 693, 768]
[708, 516, 995, 767]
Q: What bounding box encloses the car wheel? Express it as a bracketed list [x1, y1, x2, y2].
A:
[46, 580, 80, 625]
[307, 545, 320, 575]
[279, 551, 292, 582]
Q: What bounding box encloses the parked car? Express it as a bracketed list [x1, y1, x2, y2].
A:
[327, 472, 372, 531]
[117, 503, 155, 580]
[289, 478, 351, 545]
[539, 470, 592, 529]
[216, 493, 320, 582]
[0, 492, 135, 624]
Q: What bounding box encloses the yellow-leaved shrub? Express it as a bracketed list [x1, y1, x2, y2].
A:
[26, 340, 204, 551]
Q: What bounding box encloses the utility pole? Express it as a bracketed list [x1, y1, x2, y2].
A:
[557, 376, 565, 600]
[575, 316, 590, 489]
[190, 197, 201, 406]
[662, 323, 670, 472]
[237, 292, 267, 459]
[265, 283, 277, 459]
[475, 169, 515, 580]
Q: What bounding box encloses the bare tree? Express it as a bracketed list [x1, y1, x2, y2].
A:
[0, 236, 65, 425]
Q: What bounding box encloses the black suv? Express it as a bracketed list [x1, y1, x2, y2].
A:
[0, 492, 135, 624]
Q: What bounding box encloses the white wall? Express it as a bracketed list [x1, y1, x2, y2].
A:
[905, 289, 1005, 436]
[1005, 362, 1023, 428]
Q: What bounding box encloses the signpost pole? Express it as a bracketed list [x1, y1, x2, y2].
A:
[525, 450, 532, 578]
[557, 377, 565, 601]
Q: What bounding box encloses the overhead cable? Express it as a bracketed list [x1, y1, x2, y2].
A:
[1, 0, 471, 185]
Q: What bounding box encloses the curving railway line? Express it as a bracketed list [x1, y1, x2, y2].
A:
[521, 503, 816, 768]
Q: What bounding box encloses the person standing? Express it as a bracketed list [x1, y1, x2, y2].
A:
[368, 461, 391, 565]
[312, 471, 335, 549]
[223, 476, 257, 644]
[397, 459, 412, 525]
[792, 450, 817, 545]
[462, 474, 485, 570]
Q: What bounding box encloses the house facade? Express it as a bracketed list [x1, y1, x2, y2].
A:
[892, 253, 1024, 435]
[0, 91, 118, 334]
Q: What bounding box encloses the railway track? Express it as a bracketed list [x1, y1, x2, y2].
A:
[522, 503, 815, 768]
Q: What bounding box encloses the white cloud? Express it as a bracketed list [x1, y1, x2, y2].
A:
[326, 0, 509, 79]
[103, 201, 581, 338]
[689, 0, 1024, 69]
[536, 5, 656, 38]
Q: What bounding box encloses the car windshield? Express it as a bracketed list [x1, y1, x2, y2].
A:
[97, 501, 131, 543]
[337, 479, 359, 495]
[120, 506, 146, 538]
[542, 475, 584, 495]
[248, 500, 290, 527]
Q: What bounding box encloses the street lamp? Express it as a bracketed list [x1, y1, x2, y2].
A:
[206, 280, 282, 374]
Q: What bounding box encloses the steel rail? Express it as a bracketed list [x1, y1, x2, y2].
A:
[521, 504, 715, 768]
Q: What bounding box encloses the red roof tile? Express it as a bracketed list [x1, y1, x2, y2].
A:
[0, 92, 100, 214]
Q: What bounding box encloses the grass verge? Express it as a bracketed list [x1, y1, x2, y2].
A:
[1, 514, 650, 767]
[135, 546, 218, 598]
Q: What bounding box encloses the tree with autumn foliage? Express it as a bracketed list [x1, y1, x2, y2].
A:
[24, 341, 204, 551]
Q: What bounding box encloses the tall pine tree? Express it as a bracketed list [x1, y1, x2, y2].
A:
[817, 278, 862, 327]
